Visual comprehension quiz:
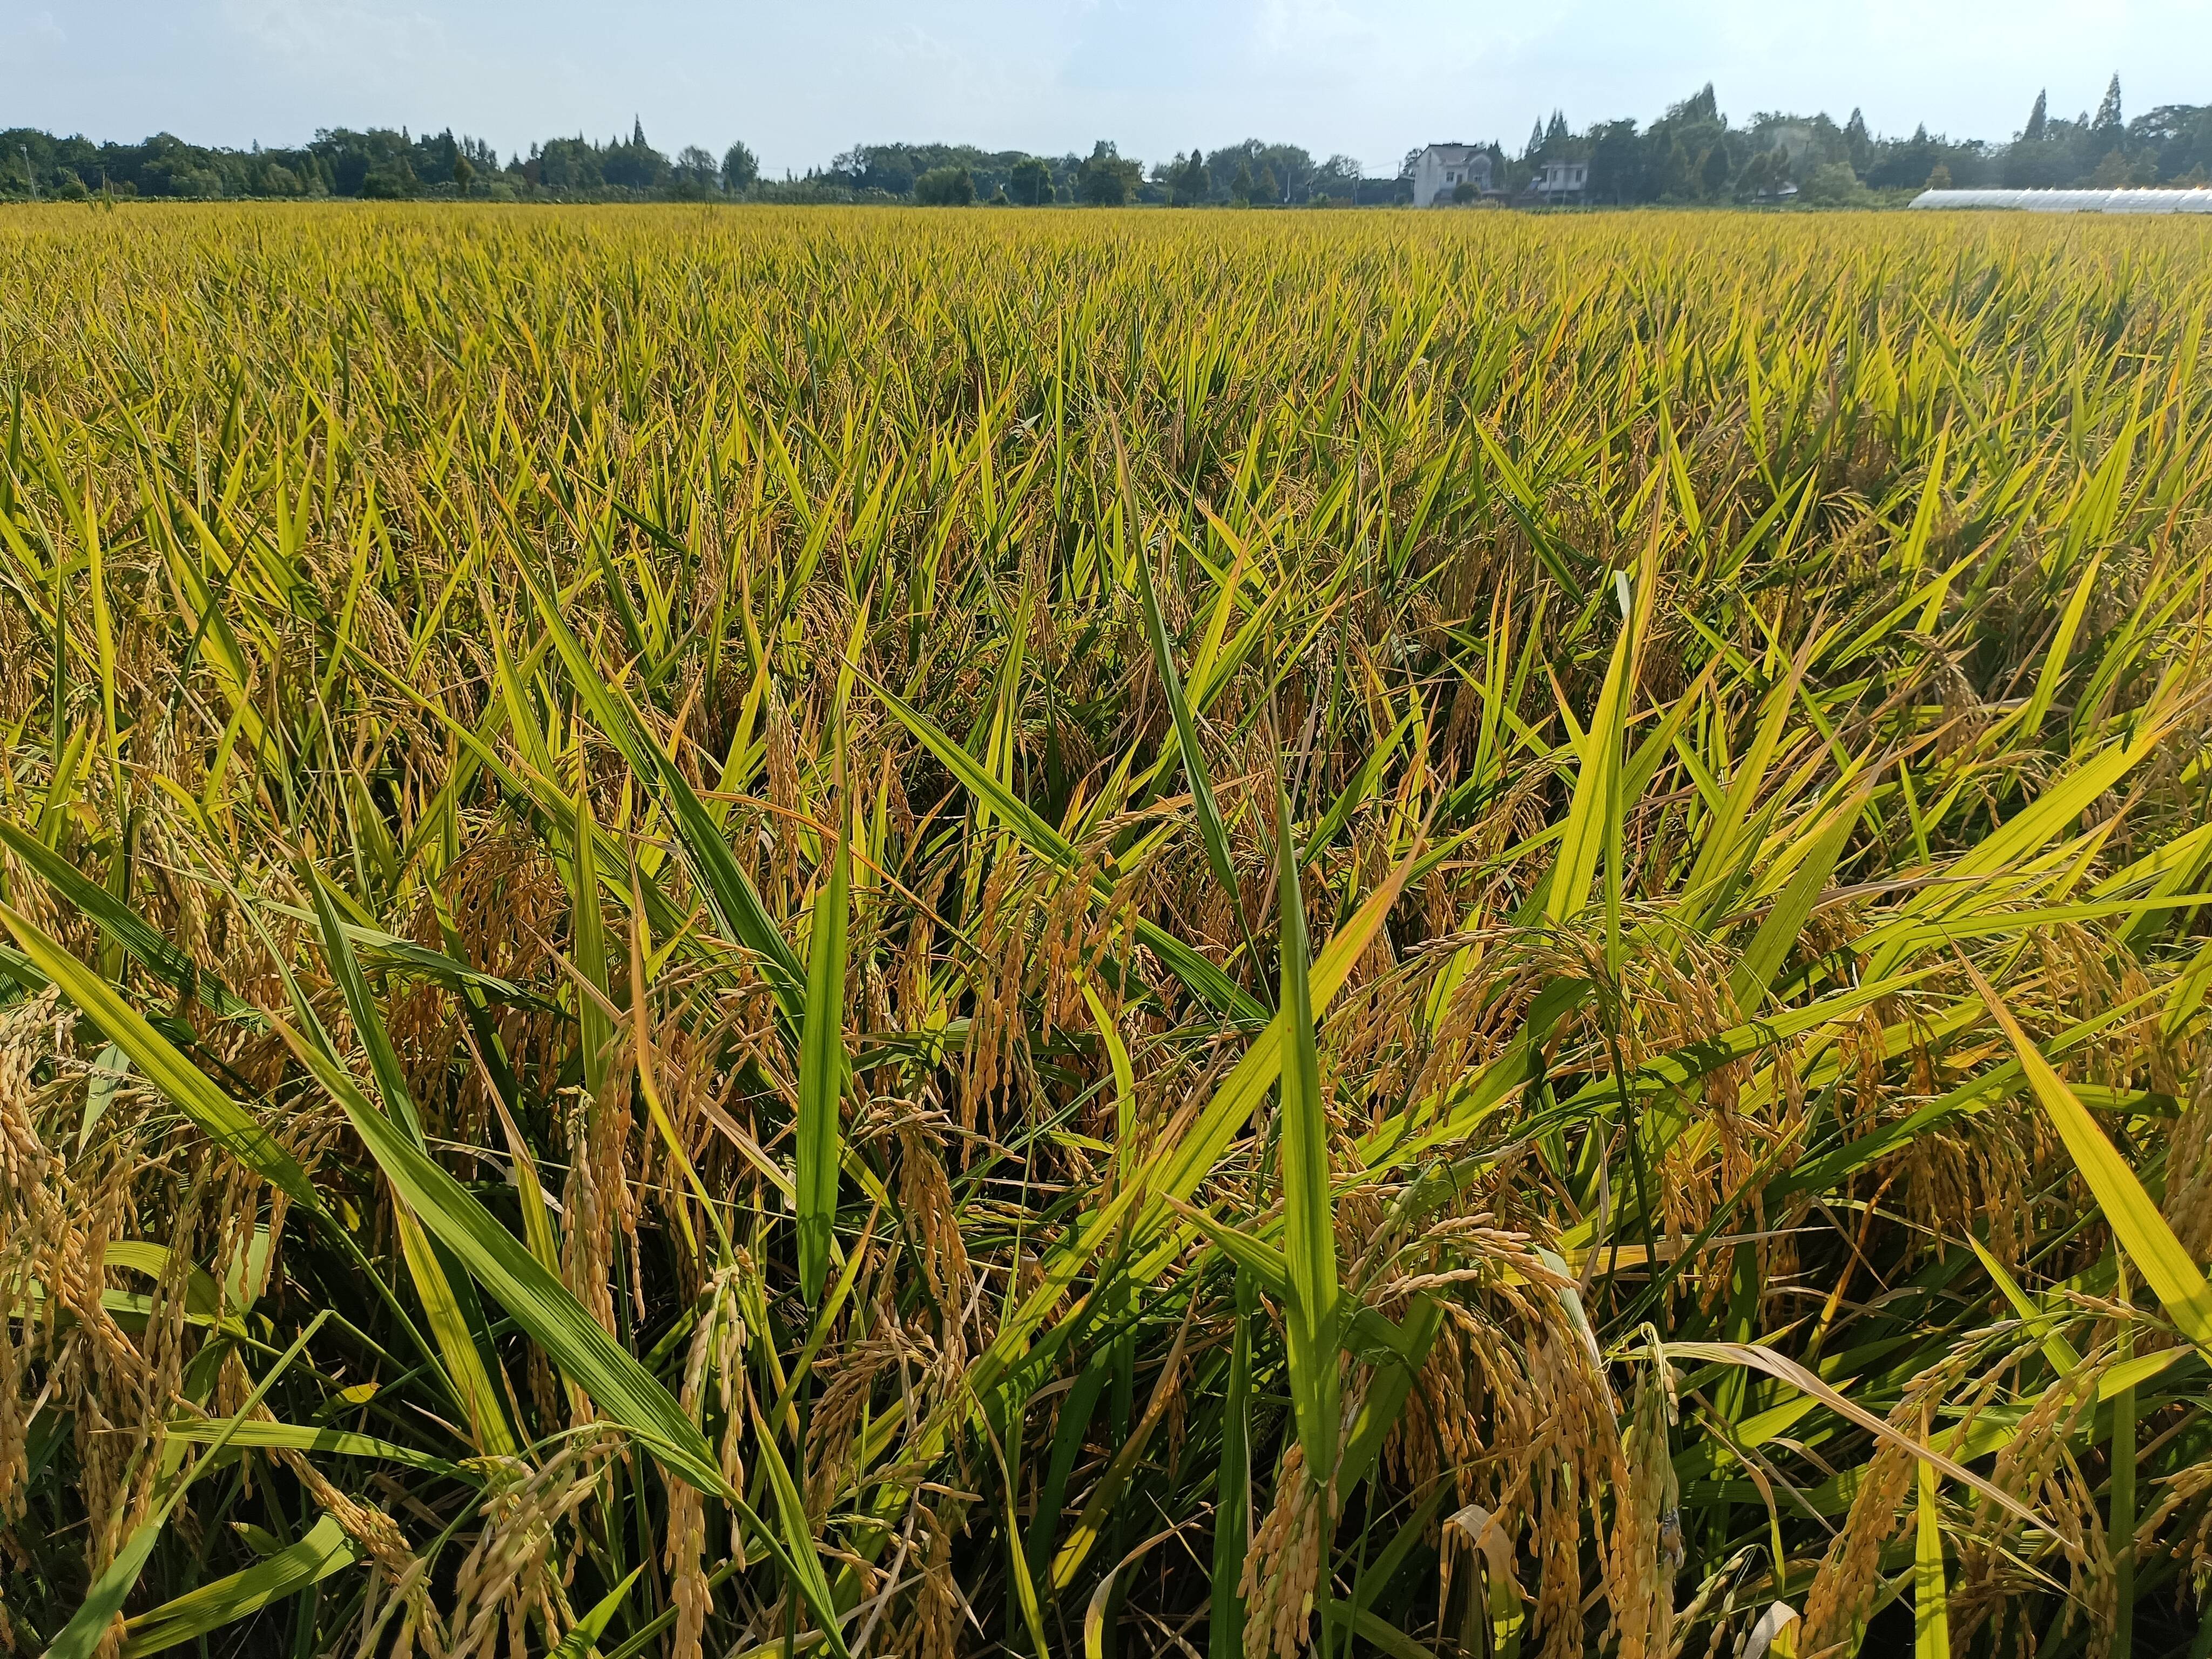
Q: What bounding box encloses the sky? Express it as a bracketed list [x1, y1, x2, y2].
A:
[5, 0, 2209, 175]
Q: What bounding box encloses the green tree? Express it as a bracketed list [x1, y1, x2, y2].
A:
[1256, 164, 1278, 203]
[1077, 140, 1139, 206]
[1926, 162, 1953, 191]
[1587, 119, 1643, 203]
[1231, 159, 1255, 205]
[1799, 160, 1870, 206]
[1734, 147, 1776, 200]
[1169, 148, 1208, 206]
[1699, 141, 1732, 197]
[1009, 156, 1051, 205]
[1844, 107, 1871, 173]
[1313, 153, 1360, 201]
[603, 118, 668, 191]
[915, 165, 976, 206]
[531, 136, 605, 193]
[360, 157, 415, 199]
[1644, 83, 1727, 199]
[2094, 75, 2123, 146]
[2024, 89, 2048, 144]
[721, 140, 759, 193]
[669, 146, 718, 199]
[311, 127, 417, 197]
[453, 152, 474, 191]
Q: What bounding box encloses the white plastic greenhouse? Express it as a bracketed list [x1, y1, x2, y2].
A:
[1909, 188, 2212, 214]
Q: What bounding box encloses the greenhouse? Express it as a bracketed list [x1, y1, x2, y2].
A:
[1910, 187, 2212, 213]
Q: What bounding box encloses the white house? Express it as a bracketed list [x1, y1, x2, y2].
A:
[1532, 159, 1588, 201]
[1411, 144, 1493, 206]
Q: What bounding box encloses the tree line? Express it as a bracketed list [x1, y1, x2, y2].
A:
[0, 122, 752, 204]
[1554, 78, 2212, 207]
[3, 79, 2207, 206]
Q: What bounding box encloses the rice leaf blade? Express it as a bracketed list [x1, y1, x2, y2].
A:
[1274, 777, 1339, 1487]
[797, 754, 851, 1305]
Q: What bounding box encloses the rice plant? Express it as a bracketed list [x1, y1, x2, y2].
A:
[3, 201, 2212, 1657]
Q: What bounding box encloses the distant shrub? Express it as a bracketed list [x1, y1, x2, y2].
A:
[360, 162, 415, 200]
[1008, 157, 1052, 206]
[915, 166, 976, 207]
[1798, 161, 1873, 207]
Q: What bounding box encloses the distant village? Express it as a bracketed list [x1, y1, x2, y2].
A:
[5, 79, 2206, 207]
[1407, 144, 1594, 206]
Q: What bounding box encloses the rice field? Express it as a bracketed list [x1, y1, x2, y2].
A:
[3, 202, 2211, 1658]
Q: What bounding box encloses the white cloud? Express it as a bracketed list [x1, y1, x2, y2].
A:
[0, 4, 66, 51]
[217, 0, 449, 82]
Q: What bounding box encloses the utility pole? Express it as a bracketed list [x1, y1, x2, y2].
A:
[21, 146, 36, 201]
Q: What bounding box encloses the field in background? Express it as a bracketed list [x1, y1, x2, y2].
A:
[3, 204, 2212, 1657]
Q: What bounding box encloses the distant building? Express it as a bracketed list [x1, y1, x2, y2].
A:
[1531, 159, 1588, 202]
[1908, 186, 2212, 214]
[1411, 144, 1493, 206]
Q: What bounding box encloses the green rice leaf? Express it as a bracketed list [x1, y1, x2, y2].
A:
[0, 819, 252, 1021]
[1966, 958, 2212, 1355]
[121, 1514, 360, 1657]
[797, 765, 851, 1305]
[516, 555, 805, 1019]
[268, 1011, 731, 1499]
[1273, 777, 1339, 1487]
[0, 901, 318, 1212]
[550, 1567, 643, 1659]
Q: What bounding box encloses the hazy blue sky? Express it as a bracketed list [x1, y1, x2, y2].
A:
[5, 1, 2208, 174]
